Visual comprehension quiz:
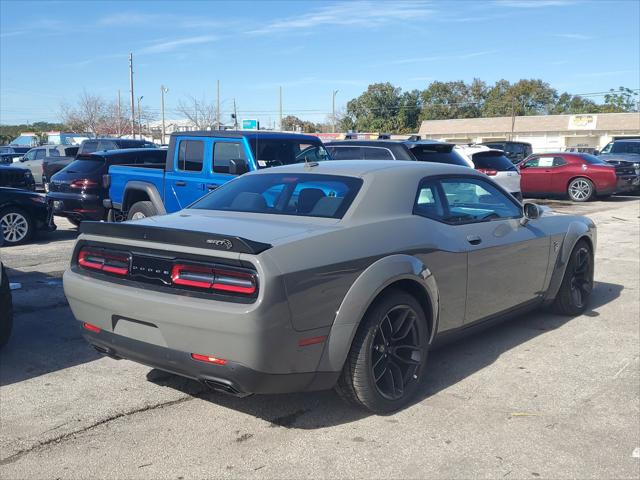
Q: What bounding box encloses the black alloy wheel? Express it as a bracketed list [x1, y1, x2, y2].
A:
[554, 240, 594, 315]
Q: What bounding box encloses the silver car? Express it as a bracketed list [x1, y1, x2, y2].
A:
[63, 161, 596, 413]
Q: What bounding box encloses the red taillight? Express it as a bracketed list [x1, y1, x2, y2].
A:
[70, 179, 99, 189]
[78, 247, 130, 276]
[83, 322, 101, 333]
[171, 264, 257, 295]
[477, 168, 498, 176]
[191, 353, 227, 365]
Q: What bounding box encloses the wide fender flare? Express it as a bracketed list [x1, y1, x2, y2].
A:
[544, 219, 596, 301]
[123, 181, 166, 215]
[316, 254, 439, 373]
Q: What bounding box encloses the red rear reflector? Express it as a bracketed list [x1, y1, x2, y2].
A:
[191, 353, 227, 365]
[70, 179, 99, 189]
[78, 248, 130, 276]
[298, 335, 327, 347]
[83, 322, 101, 333]
[171, 264, 256, 295]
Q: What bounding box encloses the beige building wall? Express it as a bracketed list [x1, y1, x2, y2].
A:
[418, 112, 640, 152]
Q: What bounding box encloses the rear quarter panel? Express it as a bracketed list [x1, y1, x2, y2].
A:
[109, 165, 165, 206]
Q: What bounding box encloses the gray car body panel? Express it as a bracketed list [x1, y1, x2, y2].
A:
[63, 161, 596, 392]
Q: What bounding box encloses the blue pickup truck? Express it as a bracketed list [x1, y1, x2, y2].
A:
[104, 131, 329, 220]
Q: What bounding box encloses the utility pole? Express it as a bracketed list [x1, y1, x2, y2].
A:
[279, 86, 283, 131]
[160, 85, 168, 144]
[233, 98, 238, 129]
[129, 53, 135, 139]
[137, 96, 144, 138]
[332, 89, 339, 133]
[117, 90, 122, 136]
[216, 79, 221, 130]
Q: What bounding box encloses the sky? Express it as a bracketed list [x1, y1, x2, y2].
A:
[1, 0, 638, 126]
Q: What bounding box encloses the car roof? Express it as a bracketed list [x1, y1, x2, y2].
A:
[171, 130, 321, 143]
[612, 138, 640, 143]
[87, 148, 163, 157]
[253, 159, 472, 178]
[324, 140, 407, 147]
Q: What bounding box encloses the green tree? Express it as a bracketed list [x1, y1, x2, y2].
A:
[420, 79, 486, 120]
[397, 89, 422, 133]
[551, 93, 601, 114]
[482, 79, 558, 117]
[601, 87, 639, 112]
[281, 115, 319, 133]
[340, 82, 402, 132]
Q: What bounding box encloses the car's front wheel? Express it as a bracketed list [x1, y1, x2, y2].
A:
[0, 207, 33, 245]
[127, 201, 157, 221]
[336, 289, 429, 414]
[553, 239, 594, 315]
[568, 177, 594, 202]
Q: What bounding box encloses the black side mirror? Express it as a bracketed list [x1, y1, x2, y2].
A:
[520, 202, 542, 225]
[229, 158, 249, 175]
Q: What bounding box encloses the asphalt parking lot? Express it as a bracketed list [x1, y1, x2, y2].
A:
[0, 197, 639, 479]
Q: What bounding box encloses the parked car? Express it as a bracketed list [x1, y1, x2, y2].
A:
[519, 152, 640, 201]
[454, 145, 522, 200]
[597, 139, 640, 190]
[64, 160, 596, 413]
[47, 148, 166, 226]
[0, 246, 13, 348]
[0, 147, 27, 165]
[324, 140, 469, 167]
[0, 146, 31, 157]
[18, 145, 79, 189]
[480, 141, 532, 164]
[0, 164, 36, 190]
[105, 131, 329, 221]
[0, 187, 55, 245]
[43, 138, 155, 192]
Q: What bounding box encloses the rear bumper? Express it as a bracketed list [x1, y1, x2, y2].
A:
[83, 328, 339, 395]
[47, 192, 104, 221]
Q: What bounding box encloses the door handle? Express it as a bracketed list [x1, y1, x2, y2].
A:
[466, 235, 482, 245]
[175, 181, 186, 187]
[207, 184, 219, 191]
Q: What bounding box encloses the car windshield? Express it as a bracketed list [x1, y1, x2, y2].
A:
[580, 153, 609, 165]
[190, 173, 362, 219]
[409, 145, 468, 166]
[63, 158, 105, 174]
[248, 139, 329, 167]
[472, 151, 517, 171]
[612, 142, 640, 154]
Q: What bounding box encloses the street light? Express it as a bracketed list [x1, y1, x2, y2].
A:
[160, 86, 168, 144]
[137, 96, 144, 138]
[332, 90, 339, 133]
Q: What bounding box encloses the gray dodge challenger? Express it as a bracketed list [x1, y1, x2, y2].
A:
[63, 160, 596, 413]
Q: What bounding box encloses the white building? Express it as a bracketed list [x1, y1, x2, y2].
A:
[418, 112, 640, 153]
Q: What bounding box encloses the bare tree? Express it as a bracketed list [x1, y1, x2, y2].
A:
[176, 95, 218, 130]
[60, 91, 108, 135]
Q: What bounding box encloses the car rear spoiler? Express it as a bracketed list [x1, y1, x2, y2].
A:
[79, 221, 272, 255]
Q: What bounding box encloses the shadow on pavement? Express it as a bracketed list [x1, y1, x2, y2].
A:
[0, 269, 101, 386]
[147, 281, 623, 429]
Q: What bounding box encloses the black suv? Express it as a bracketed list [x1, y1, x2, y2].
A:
[324, 140, 469, 166]
[48, 148, 166, 225]
[480, 141, 532, 164]
[0, 165, 36, 190]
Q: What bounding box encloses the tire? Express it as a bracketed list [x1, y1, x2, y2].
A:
[567, 177, 595, 202]
[553, 240, 594, 316]
[0, 268, 14, 348]
[127, 201, 156, 221]
[107, 209, 127, 223]
[0, 207, 34, 245]
[335, 289, 429, 414]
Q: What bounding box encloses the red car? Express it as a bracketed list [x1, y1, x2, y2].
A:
[519, 152, 640, 202]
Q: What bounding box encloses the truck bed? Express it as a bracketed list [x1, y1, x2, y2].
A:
[108, 163, 166, 207]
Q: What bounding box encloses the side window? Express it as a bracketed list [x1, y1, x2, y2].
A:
[440, 178, 521, 224]
[177, 140, 204, 172]
[81, 141, 98, 154]
[213, 141, 246, 174]
[413, 180, 444, 220]
[327, 146, 363, 160]
[23, 150, 36, 161]
[35, 149, 46, 160]
[553, 156, 567, 167]
[363, 147, 394, 160]
[524, 156, 540, 168]
[97, 140, 117, 151]
[137, 151, 166, 165]
[48, 149, 60, 157]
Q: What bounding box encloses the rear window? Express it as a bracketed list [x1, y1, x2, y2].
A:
[249, 139, 328, 167]
[190, 173, 362, 219]
[409, 145, 468, 166]
[580, 153, 609, 165]
[63, 158, 105, 174]
[326, 146, 362, 160]
[80, 140, 99, 155]
[472, 152, 517, 171]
